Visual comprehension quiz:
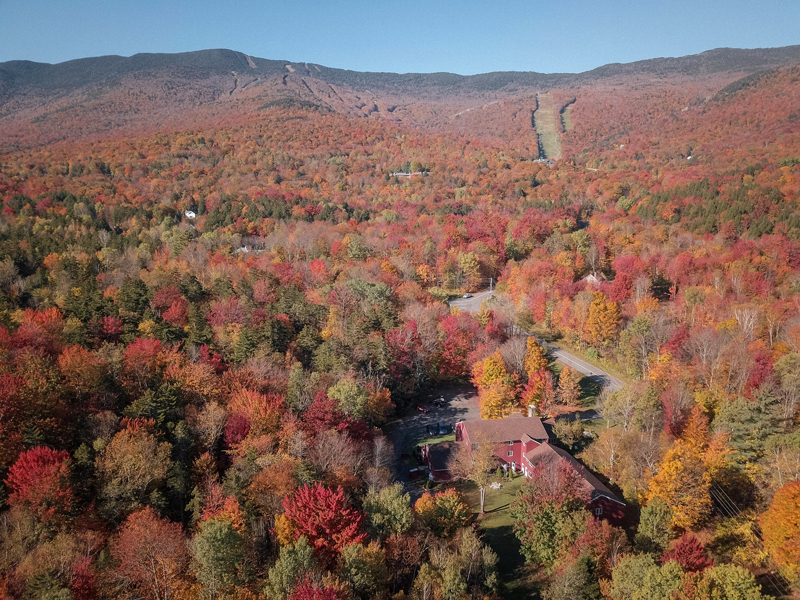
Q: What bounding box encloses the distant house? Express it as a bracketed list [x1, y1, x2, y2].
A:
[582, 272, 606, 287]
[184, 210, 196, 219]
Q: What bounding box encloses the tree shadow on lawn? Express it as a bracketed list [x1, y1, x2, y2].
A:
[480, 523, 540, 600]
[578, 376, 602, 407]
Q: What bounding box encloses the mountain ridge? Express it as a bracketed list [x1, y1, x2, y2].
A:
[1, 45, 799, 153]
[3, 44, 800, 93]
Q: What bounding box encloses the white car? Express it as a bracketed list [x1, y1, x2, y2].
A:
[463, 293, 473, 298]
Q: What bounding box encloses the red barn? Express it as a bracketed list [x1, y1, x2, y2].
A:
[523, 442, 625, 523]
[421, 441, 458, 482]
[453, 414, 625, 523]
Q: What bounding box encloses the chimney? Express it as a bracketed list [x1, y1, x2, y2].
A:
[528, 404, 537, 418]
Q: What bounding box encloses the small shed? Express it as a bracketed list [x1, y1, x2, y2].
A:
[422, 442, 458, 482]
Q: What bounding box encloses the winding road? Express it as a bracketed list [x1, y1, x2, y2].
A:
[449, 290, 624, 392]
[544, 343, 623, 392]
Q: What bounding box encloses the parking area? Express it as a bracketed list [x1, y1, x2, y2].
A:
[385, 384, 480, 497]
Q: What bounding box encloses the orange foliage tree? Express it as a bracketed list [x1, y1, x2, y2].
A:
[761, 480, 800, 579]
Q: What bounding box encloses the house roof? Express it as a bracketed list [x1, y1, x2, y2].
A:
[427, 442, 458, 473]
[524, 443, 624, 505]
[459, 414, 550, 443]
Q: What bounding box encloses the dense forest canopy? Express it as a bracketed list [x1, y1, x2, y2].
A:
[0, 47, 799, 599]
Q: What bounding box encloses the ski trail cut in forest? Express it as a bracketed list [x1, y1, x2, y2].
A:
[560, 97, 576, 132]
[533, 92, 562, 160]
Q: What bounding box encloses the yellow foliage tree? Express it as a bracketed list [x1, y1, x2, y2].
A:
[479, 380, 518, 419]
[646, 441, 712, 530]
[471, 351, 510, 390]
[274, 513, 295, 546]
[584, 292, 621, 347]
[524, 337, 548, 378]
[472, 351, 518, 418]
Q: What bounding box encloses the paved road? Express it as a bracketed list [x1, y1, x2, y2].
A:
[448, 289, 494, 313]
[450, 289, 623, 393]
[543, 343, 623, 392]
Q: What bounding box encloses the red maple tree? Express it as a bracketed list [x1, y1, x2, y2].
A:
[660, 532, 714, 572]
[282, 482, 366, 568]
[5, 446, 73, 530]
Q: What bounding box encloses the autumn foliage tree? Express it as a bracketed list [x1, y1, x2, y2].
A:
[660, 532, 714, 573]
[521, 337, 552, 415]
[447, 434, 498, 513]
[760, 480, 800, 581]
[645, 440, 712, 530]
[95, 420, 174, 521]
[584, 292, 621, 348]
[5, 446, 73, 533]
[413, 488, 471, 538]
[471, 350, 518, 418]
[512, 461, 590, 568]
[557, 365, 582, 406]
[109, 507, 190, 600]
[282, 483, 366, 568]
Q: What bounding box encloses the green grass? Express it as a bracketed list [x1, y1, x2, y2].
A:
[578, 377, 602, 407]
[534, 93, 562, 160]
[413, 433, 455, 449]
[429, 477, 540, 599]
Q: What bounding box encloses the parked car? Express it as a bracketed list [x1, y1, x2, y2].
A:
[416, 405, 430, 413]
[432, 397, 445, 407]
[427, 425, 439, 436]
[438, 422, 451, 435]
[463, 293, 473, 298]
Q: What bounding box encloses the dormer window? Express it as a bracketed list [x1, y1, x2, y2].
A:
[507, 440, 513, 445]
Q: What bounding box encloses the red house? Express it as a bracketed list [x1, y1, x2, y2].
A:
[454, 413, 553, 474]
[452, 414, 625, 522]
[524, 442, 625, 522]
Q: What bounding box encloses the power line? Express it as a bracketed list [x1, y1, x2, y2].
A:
[708, 480, 791, 597]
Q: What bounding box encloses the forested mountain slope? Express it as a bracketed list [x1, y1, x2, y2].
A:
[0, 45, 799, 599]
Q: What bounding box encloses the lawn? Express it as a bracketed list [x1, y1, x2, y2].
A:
[413, 433, 455, 449]
[430, 477, 541, 599]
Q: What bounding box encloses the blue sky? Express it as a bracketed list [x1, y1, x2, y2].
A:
[1, 0, 798, 74]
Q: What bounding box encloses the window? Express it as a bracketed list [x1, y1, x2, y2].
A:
[507, 440, 513, 445]
[595, 507, 603, 516]
[507, 451, 513, 457]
